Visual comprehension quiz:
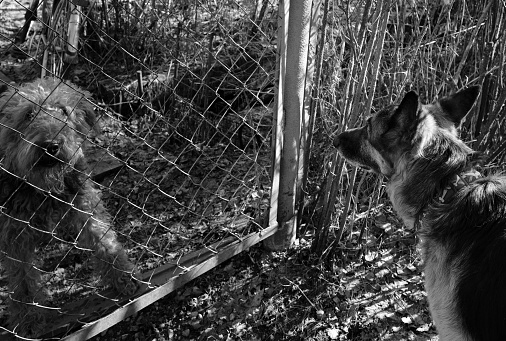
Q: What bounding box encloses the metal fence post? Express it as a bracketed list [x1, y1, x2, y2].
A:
[265, 0, 313, 251]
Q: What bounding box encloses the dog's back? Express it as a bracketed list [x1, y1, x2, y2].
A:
[334, 86, 506, 340]
[424, 175, 506, 340]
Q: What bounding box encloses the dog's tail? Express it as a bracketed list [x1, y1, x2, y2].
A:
[427, 176, 506, 241]
[456, 176, 506, 215]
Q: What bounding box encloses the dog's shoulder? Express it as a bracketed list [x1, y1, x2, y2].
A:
[423, 174, 506, 340]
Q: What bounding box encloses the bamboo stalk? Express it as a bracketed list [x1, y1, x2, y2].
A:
[335, 165, 357, 243]
[298, 0, 326, 233]
[452, 1, 492, 85]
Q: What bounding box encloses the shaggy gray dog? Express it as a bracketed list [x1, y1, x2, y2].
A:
[0, 78, 138, 336]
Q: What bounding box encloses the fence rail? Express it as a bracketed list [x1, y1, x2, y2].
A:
[44, 224, 279, 340]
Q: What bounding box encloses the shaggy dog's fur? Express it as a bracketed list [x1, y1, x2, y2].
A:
[0, 78, 138, 336]
[334, 86, 506, 341]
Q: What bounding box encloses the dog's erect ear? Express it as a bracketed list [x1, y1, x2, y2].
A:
[393, 91, 420, 132]
[439, 86, 480, 124]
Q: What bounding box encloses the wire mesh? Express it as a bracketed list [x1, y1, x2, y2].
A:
[0, 0, 277, 338]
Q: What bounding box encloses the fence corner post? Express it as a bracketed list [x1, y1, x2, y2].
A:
[264, 0, 313, 251]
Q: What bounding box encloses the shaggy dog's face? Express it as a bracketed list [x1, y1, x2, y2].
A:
[0, 79, 97, 191]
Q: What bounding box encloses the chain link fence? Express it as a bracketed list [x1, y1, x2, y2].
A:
[0, 0, 278, 338]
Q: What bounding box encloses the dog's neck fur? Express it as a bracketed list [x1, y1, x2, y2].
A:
[386, 121, 475, 229]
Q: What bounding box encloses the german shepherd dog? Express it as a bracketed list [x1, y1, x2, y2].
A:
[334, 86, 506, 341]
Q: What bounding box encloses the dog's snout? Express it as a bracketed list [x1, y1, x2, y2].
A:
[333, 134, 342, 149]
[334, 128, 363, 150]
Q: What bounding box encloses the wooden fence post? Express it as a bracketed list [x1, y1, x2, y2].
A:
[265, 0, 314, 251]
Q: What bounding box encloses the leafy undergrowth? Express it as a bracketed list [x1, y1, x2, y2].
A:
[91, 214, 439, 341]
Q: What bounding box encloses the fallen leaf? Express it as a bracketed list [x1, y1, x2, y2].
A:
[327, 328, 339, 340]
[401, 316, 413, 324]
